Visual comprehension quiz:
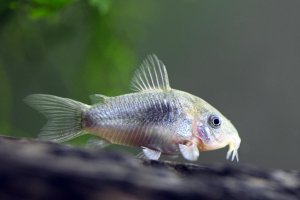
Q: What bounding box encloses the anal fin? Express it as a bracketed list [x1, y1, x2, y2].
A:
[85, 138, 109, 149]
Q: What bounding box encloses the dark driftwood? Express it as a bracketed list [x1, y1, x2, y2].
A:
[0, 136, 299, 200]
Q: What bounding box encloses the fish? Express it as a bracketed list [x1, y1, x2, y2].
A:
[24, 54, 241, 162]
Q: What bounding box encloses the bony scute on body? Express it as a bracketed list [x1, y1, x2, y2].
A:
[24, 54, 241, 162]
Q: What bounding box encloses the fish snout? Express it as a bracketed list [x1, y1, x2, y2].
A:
[226, 136, 241, 162]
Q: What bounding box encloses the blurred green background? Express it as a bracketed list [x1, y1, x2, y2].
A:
[0, 0, 299, 169]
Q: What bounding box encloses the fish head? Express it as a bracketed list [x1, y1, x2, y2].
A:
[193, 99, 241, 162]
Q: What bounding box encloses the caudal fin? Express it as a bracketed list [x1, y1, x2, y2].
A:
[24, 94, 90, 143]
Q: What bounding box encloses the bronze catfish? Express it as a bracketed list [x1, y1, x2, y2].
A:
[25, 55, 241, 161]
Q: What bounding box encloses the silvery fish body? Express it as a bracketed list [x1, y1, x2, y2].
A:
[84, 90, 195, 154]
[25, 55, 241, 161]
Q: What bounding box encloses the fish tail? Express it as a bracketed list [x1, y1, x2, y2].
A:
[24, 94, 90, 143]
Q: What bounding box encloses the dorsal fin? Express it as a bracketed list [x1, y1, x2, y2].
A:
[89, 94, 109, 104]
[131, 54, 171, 92]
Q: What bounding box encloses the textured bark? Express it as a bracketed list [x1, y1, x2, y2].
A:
[0, 136, 299, 200]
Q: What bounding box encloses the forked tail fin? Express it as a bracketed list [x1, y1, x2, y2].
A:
[24, 94, 90, 143]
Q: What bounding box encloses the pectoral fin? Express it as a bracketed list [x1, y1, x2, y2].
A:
[142, 147, 161, 160]
[179, 143, 199, 161]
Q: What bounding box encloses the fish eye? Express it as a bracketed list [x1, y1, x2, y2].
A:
[209, 115, 221, 128]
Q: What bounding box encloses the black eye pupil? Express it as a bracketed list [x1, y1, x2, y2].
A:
[213, 118, 220, 125]
[209, 115, 221, 128]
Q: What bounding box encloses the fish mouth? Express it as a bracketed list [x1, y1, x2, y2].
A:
[195, 125, 241, 162]
[196, 135, 241, 162]
[226, 137, 241, 162]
